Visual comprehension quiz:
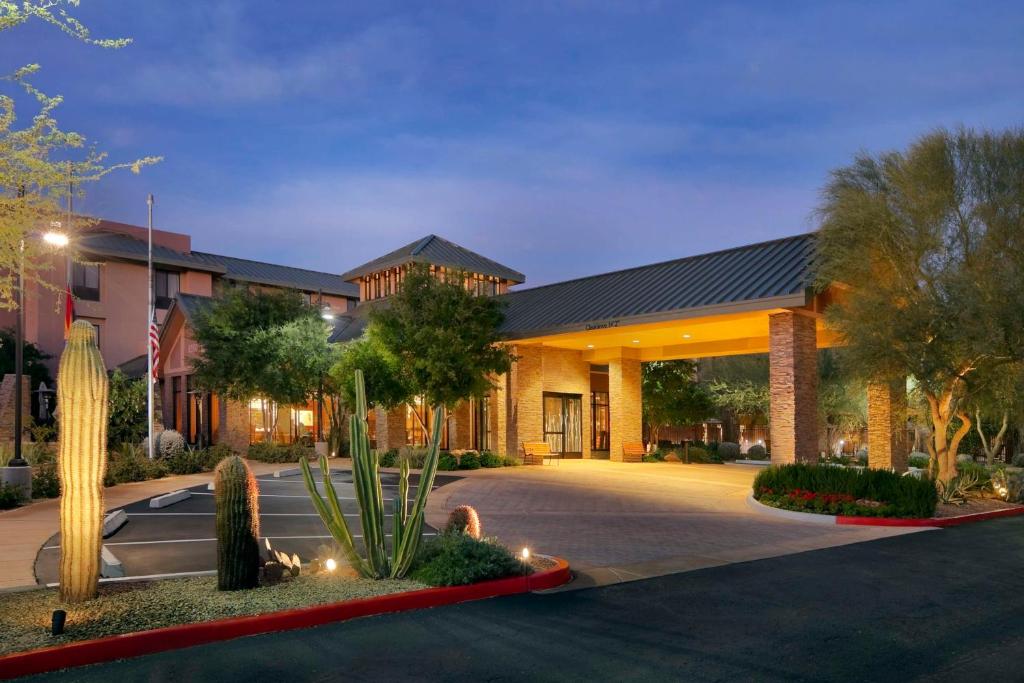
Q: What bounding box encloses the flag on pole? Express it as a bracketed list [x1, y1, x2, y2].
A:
[63, 284, 74, 339]
[148, 311, 160, 381]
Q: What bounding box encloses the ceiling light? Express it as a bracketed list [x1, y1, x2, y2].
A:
[631, 339, 640, 344]
[682, 333, 692, 339]
[586, 344, 594, 349]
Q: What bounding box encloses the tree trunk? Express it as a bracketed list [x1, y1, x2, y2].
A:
[976, 409, 1009, 466]
[927, 390, 972, 484]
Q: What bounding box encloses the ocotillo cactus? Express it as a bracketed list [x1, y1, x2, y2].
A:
[301, 369, 442, 579]
[214, 455, 261, 590]
[57, 320, 109, 603]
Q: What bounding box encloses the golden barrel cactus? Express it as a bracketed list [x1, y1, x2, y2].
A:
[57, 320, 109, 603]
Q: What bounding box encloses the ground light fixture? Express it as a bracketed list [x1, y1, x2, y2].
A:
[521, 548, 530, 561]
[324, 558, 337, 572]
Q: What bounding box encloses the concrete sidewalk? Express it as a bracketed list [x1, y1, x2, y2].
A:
[0, 460, 283, 590]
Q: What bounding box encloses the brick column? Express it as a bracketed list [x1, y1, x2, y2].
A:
[0, 374, 30, 444]
[374, 406, 407, 451]
[867, 380, 908, 472]
[449, 400, 473, 450]
[768, 311, 818, 465]
[608, 355, 642, 462]
[490, 374, 508, 457]
[508, 345, 543, 460]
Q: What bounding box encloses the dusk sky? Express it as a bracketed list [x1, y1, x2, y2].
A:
[3, 1, 1022, 286]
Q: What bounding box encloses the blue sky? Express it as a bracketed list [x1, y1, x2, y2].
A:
[3, 1, 1022, 286]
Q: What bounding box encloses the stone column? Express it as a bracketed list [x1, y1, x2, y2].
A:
[0, 374, 30, 444]
[768, 311, 818, 465]
[508, 345, 543, 460]
[449, 400, 473, 450]
[490, 375, 508, 457]
[374, 406, 407, 451]
[608, 355, 642, 462]
[867, 380, 908, 472]
[220, 398, 250, 454]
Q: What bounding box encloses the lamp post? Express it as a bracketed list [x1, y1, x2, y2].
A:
[8, 230, 69, 467]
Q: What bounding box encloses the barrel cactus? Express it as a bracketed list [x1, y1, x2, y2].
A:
[214, 455, 261, 590]
[143, 429, 185, 458]
[57, 320, 109, 603]
[445, 505, 482, 539]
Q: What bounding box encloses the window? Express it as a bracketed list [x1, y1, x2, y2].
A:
[154, 270, 180, 309]
[72, 263, 100, 301]
[472, 397, 490, 451]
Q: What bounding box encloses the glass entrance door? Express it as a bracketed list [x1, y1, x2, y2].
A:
[543, 392, 583, 457]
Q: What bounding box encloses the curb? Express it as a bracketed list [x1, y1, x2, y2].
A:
[0, 556, 570, 680]
[747, 494, 1024, 528]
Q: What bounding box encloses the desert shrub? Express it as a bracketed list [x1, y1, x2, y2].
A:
[502, 456, 521, 467]
[445, 505, 482, 538]
[956, 460, 991, 487]
[107, 369, 147, 449]
[0, 481, 25, 508]
[458, 452, 481, 470]
[746, 444, 768, 460]
[643, 449, 667, 463]
[400, 446, 431, 469]
[718, 442, 741, 461]
[410, 532, 528, 587]
[142, 429, 187, 459]
[165, 445, 229, 475]
[685, 446, 710, 463]
[32, 463, 60, 498]
[376, 449, 399, 468]
[479, 451, 503, 468]
[1011, 453, 1024, 468]
[246, 442, 314, 464]
[105, 444, 168, 486]
[437, 452, 459, 471]
[908, 452, 930, 469]
[753, 463, 937, 518]
[24, 441, 56, 465]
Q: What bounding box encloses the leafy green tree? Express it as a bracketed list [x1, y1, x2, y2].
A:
[818, 349, 867, 455]
[969, 364, 1024, 465]
[816, 128, 1024, 483]
[0, 1, 159, 307]
[107, 369, 146, 448]
[330, 329, 411, 410]
[706, 380, 770, 423]
[190, 287, 328, 441]
[642, 360, 714, 445]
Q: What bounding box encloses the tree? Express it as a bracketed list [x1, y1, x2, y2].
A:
[641, 360, 714, 445]
[1, 1, 159, 306]
[818, 349, 866, 455]
[106, 369, 145, 448]
[337, 264, 514, 435]
[190, 287, 328, 441]
[969, 364, 1024, 465]
[816, 128, 1024, 483]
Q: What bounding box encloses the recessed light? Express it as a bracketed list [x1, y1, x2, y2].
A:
[586, 344, 594, 349]
[682, 333, 692, 339]
[631, 339, 640, 344]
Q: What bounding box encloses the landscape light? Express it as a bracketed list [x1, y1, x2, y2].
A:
[324, 558, 337, 572]
[521, 548, 530, 562]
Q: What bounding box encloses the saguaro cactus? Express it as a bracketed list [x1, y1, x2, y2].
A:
[57, 320, 109, 603]
[215, 455, 261, 590]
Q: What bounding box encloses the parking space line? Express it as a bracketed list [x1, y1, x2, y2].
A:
[127, 512, 354, 518]
[42, 531, 436, 550]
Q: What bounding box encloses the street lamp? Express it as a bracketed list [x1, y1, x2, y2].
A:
[8, 230, 68, 467]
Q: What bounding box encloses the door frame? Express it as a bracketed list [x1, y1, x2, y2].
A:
[542, 391, 583, 458]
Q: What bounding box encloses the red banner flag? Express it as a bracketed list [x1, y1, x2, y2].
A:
[63, 285, 74, 339]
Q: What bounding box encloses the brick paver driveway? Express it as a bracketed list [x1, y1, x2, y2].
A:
[425, 460, 923, 585]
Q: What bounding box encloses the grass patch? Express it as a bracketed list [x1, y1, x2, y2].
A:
[0, 574, 424, 657]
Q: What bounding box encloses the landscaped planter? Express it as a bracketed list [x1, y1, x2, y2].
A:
[0, 555, 569, 680]
[747, 494, 1024, 528]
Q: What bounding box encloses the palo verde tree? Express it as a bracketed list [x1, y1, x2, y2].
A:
[816, 127, 1024, 484]
[0, 1, 159, 307]
[968, 363, 1024, 465]
[641, 360, 714, 446]
[190, 287, 332, 442]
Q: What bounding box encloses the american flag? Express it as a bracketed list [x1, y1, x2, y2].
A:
[148, 311, 160, 381]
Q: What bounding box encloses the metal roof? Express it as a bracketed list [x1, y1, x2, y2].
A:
[190, 252, 359, 299]
[339, 234, 526, 284]
[79, 233, 225, 273]
[497, 233, 817, 338]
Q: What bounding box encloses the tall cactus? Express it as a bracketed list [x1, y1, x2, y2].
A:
[57, 320, 109, 603]
[214, 455, 261, 590]
[301, 369, 442, 579]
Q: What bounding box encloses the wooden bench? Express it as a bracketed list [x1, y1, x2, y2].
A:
[523, 441, 555, 466]
[622, 442, 646, 463]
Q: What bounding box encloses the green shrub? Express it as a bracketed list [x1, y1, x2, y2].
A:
[718, 442, 741, 460]
[437, 452, 458, 471]
[107, 369, 147, 449]
[400, 446, 431, 469]
[1012, 453, 1024, 468]
[24, 441, 55, 465]
[753, 463, 937, 518]
[502, 456, 521, 467]
[458, 452, 481, 470]
[0, 481, 25, 509]
[105, 444, 168, 486]
[956, 460, 991, 487]
[908, 452, 930, 469]
[479, 451, 503, 468]
[686, 446, 710, 463]
[746, 444, 768, 460]
[32, 463, 60, 498]
[165, 446, 229, 475]
[643, 449, 667, 463]
[246, 442, 314, 464]
[376, 448, 399, 468]
[410, 532, 529, 586]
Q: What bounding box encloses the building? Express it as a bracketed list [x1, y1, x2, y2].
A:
[10, 222, 909, 472]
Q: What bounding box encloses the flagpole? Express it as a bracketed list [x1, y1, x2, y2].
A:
[147, 194, 155, 460]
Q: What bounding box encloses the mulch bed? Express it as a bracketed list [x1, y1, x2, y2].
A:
[933, 497, 1023, 518]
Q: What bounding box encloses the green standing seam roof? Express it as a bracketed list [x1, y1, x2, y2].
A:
[497, 232, 817, 338]
[190, 252, 359, 299]
[339, 234, 526, 284]
[78, 232, 226, 273]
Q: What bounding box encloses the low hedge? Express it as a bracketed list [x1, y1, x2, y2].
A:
[410, 532, 529, 586]
[753, 463, 937, 518]
[247, 442, 315, 463]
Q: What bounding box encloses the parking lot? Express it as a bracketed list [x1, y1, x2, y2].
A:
[35, 469, 458, 584]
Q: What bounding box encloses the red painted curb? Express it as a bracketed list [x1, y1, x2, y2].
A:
[0, 557, 570, 680]
[836, 505, 1024, 527]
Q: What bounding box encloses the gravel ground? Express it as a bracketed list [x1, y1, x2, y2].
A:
[0, 574, 424, 657]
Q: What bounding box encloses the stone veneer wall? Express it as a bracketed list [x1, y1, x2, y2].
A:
[608, 357, 642, 462]
[449, 400, 473, 450]
[0, 374, 30, 444]
[375, 406, 407, 451]
[768, 311, 819, 464]
[867, 380, 909, 472]
[220, 398, 250, 455]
